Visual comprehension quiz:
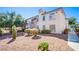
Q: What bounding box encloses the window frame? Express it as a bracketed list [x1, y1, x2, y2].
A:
[43, 15, 45, 21]
[49, 13, 56, 20]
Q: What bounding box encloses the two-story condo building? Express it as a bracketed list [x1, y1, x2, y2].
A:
[25, 7, 68, 34]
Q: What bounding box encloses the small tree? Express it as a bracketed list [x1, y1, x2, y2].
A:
[38, 41, 49, 51]
[12, 25, 17, 40]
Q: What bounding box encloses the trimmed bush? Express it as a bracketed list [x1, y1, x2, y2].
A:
[38, 41, 49, 51]
[25, 28, 31, 36]
[25, 28, 38, 37]
[31, 28, 38, 37]
[63, 28, 70, 34]
[12, 25, 17, 40]
[0, 28, 3, 36]
[41, 30, 51, 34]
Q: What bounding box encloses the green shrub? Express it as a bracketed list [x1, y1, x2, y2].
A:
[41, 30, 51, 34]
[12, 25, 17, 40]
[0, 28, 3, 36]
[63, 28, 70, 34]
[38, 41, 49, 51]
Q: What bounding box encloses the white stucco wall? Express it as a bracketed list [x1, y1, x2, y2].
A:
[26, 8, 68, 34]
[37, 10, 67, 33]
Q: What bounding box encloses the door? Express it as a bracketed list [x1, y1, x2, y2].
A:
[49, 25, 56, 33]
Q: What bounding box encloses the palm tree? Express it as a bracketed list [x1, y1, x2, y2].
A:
[14, 14, 23, 27]
[9, 12, 16, 27]
[21, 20, 28, 32]
[0, 15, 6, 28]
[0, 12, 24, 33]
[3, 12, 16, 28]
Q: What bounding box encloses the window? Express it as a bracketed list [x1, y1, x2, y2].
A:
[37, 19, 39, 22]
[49, 25, 55, 32]
[43, 25, 45, 30]
[49, 13, 56, 20]
[49, 15, 52, 20]
[43, 15, 45, 21]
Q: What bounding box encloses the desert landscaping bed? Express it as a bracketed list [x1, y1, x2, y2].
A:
[0, 33, 73, 51]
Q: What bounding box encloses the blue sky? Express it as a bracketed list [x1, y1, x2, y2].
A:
[0, 7, 79, 22]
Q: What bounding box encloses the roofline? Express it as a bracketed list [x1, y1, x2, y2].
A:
[26, 7, 63, 20]
[46, 7, 63, 14]
[26, 15, 38, 20]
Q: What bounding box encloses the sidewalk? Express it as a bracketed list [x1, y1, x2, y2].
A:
[68, 41, 79, 51]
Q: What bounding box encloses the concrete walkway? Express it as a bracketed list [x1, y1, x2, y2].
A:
[68, 28, 79, 51]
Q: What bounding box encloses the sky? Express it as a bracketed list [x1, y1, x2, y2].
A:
[0, 7, 79, 22]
